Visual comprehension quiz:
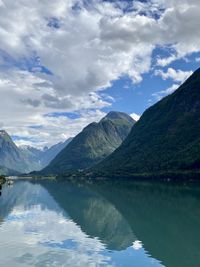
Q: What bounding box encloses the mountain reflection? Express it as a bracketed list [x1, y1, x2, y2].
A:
[42, 179, 200, 267]
[41, 180, 136, 251]
[0, 181, 112, 267]
[1, 179, 200, 267]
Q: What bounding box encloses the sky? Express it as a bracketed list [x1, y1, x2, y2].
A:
[0, 0, 200, 148]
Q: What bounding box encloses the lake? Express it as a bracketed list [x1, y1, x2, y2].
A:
[0, 178, 200, 267]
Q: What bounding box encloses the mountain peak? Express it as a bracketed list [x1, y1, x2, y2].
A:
[41, 112, 134, 174]
[102, 111, 135, 124]
[105, 111, 131, 119]
[0, 130, 13, 143]
[105, 111, 123, 117]
[0, 130, 9, 136]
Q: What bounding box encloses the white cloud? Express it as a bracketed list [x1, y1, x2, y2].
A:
[156, 54, 178, 67]
[130, 113, 140, 121]
[155, 68, 193, 82]
[0, 69, 108, 147]
[132, 240, 143, 250]
[152, 84, 179, 101]
[3, 108, 107, 149]
[0, 0, 200, 146]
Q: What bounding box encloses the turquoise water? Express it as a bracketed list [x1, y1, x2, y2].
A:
[0, 179, 200, 267]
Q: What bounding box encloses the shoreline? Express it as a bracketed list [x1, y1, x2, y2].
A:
[0, 175, 6, 185]
[26, 169, 200, 183]
[14, 168, 200, 185]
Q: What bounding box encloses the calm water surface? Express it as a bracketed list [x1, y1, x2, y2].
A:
[0, 179, 200, 267]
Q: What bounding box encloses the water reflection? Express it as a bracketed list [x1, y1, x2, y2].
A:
[84, 180, 200, 267]
[41, 180, 136, 251]
[1, 179, 200, 267]
[0, 181, 113, 267]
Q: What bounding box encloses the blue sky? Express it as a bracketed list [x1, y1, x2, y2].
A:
[0, 0, 200, 148]
[103, 49, 200, 115]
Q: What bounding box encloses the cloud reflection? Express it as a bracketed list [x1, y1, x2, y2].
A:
[0, 205, 112, 267]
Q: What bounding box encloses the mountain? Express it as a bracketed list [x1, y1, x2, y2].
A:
[20, 146, 43, 171]
[0, 165, 20, 176]
[93, 68, 200, 177]
[0, 130, 72, 175]
[21, 146, 42, 160]
[41, 138, 73, 167]
[21, 138, 73, 170]
[0, 130, 35, 174]
[42, 112, 135, 174]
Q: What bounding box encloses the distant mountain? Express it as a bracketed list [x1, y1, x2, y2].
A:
[93, 68, 200, 177]
[41, 138, 73, 167]
[0, 130, 35, 174]
[42, 112, 135, 174]
[21, 146, 42, 160]
[0, 165, 20, 176]
[0, 130, 73, 175]
[21, 138, 73, 170]
[20, 146, 43, 171]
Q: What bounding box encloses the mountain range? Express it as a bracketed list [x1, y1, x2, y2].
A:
[0, 130, 72, 175]
[0, 111, 134, 176]
[92, 68, 200, 177]
[1, 68, 199, 178]
[0, 130, 38, 174]
[21, 137, 73, 170]
[41, 112, 135, 174]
